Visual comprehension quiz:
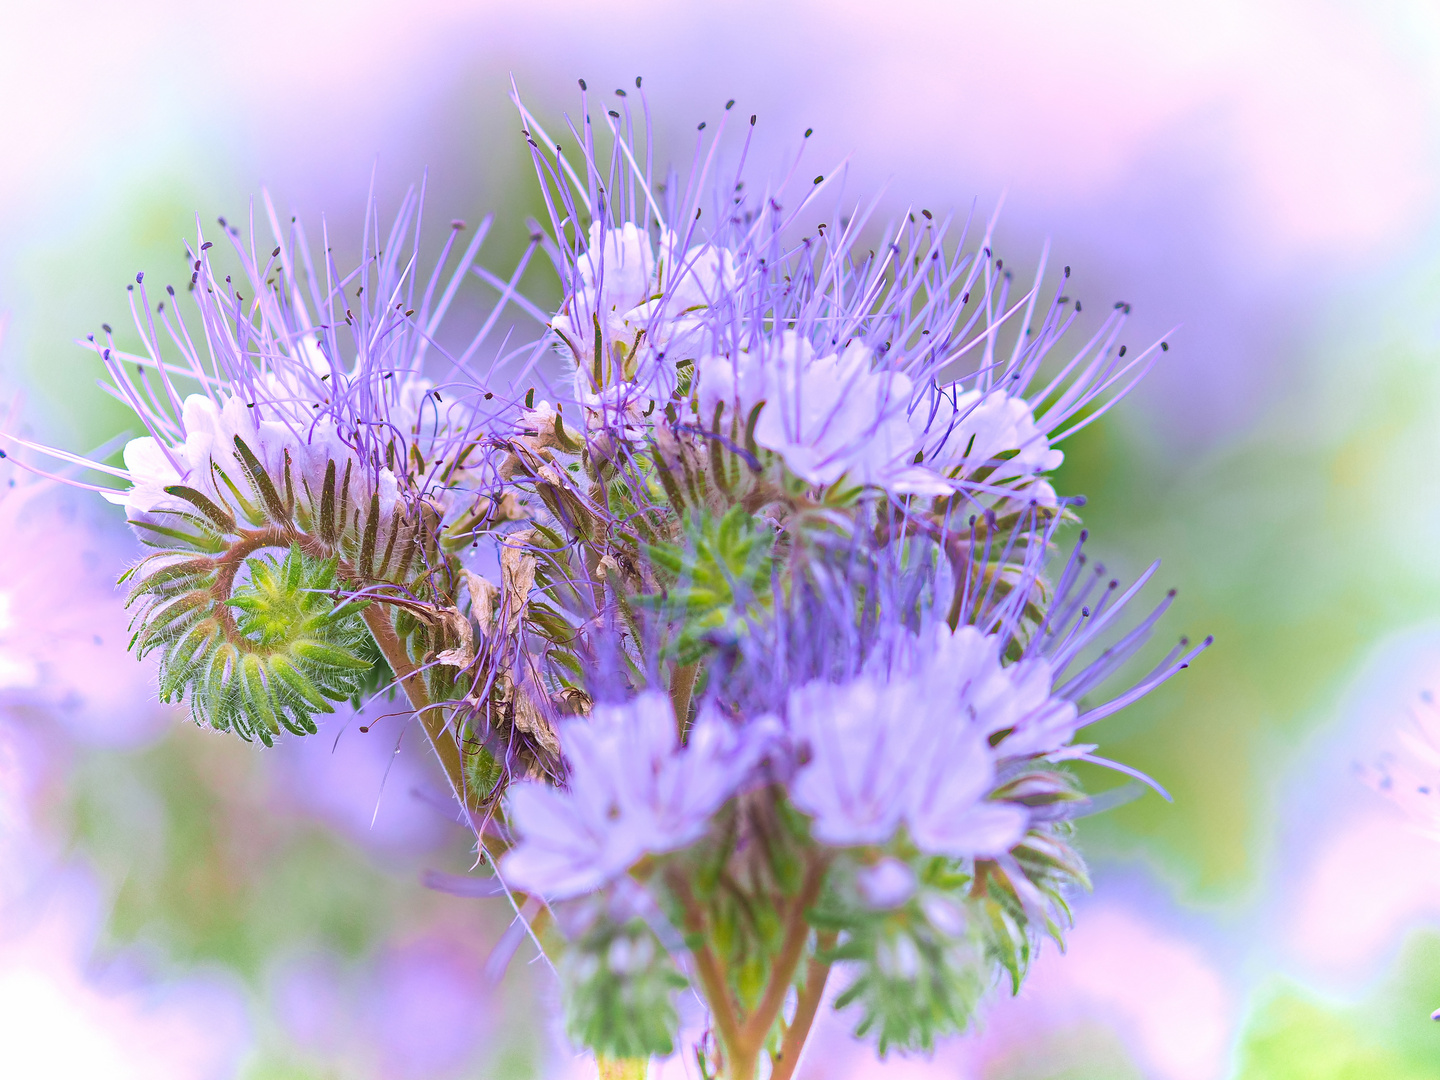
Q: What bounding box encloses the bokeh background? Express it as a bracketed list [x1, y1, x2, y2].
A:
[4, 1, 1440, 1077]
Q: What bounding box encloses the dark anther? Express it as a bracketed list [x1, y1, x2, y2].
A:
[995, 259, 1003, 270]
[1167, 588, 1177, 598]
[201, 241, 213, 250]
[1075, 300, 1083, 312]
[698, 121, 706, 131]
[1114, 301, 1124, 309]
[166, 285, 175, 296]
[1161, 342, 1170, 351]
[813, 175, 823, 184]
[615, 88, 626, 97]
[921, 209, 932, 219]
[961, 293, 969, 303]
[1079, 529, 1089, 541]
[484, 392, 493, 400]
[578, 78, 587, 90]
[452, 219, 465, 229]
[217, 216, 227, 226]
[1118, 345, 1127, 357]
[750, 114, 756, 125]
[135, 272, 144, 284]
[126, 285, 133, 292]
[1064, 265, 1071, 277]
[804, 127, 813, 137]
[635, 76, 642, 88]
[609, 110, 619, 118]
[102, 323, 112, 333]
[726, 99, 735, 109]
[271, 246, 281, 257]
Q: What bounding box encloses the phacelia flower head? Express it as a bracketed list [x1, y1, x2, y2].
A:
[22, 80, 1210, 1080]
[501, 691, 770, 900]
[518, 86, 1168, 516]
[21, 195, 537, 748]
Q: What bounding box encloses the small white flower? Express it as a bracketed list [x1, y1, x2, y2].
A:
[501, 693, 766, 900]
[104, 392, 401, 526]
[553, 222, 737, 400]
[911, 385, 1063, 498]
[786, 674, 922, 846]
[786, 623, 1082, 856]
[697, 332, 949, 495]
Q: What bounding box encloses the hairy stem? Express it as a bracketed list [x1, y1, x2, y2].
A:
[739, 856, 829, 1048]
[361, 605, 475, 819]
[699, 854, 830, 1080]
[669, 872, 746, 1075]
[769, 931, 837, 1080]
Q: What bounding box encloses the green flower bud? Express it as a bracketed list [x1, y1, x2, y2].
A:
[135, 544, 374, 745]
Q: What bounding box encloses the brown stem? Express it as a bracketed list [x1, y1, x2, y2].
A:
[361, 605, 474, 819]
[669, 872, 746, 1074]
[769, 931, 837, 1080]
[739, 855, 829, 1049]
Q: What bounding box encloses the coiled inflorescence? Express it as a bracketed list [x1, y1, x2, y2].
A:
[139, 542, 371, 744]
[122, 428, 443, 744]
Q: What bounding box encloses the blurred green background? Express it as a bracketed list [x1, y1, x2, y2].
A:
[3, 2, 1440, 1077]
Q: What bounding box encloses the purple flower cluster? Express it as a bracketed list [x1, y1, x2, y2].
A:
[23, 81, 1208, 1079]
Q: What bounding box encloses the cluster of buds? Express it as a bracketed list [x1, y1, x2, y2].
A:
[25, 84, 1207, 1080]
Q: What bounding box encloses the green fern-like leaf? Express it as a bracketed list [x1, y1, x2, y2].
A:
[639, 505, 775, 662]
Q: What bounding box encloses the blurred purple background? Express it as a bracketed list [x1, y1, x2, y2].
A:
[3, 3, 1440, 1077]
